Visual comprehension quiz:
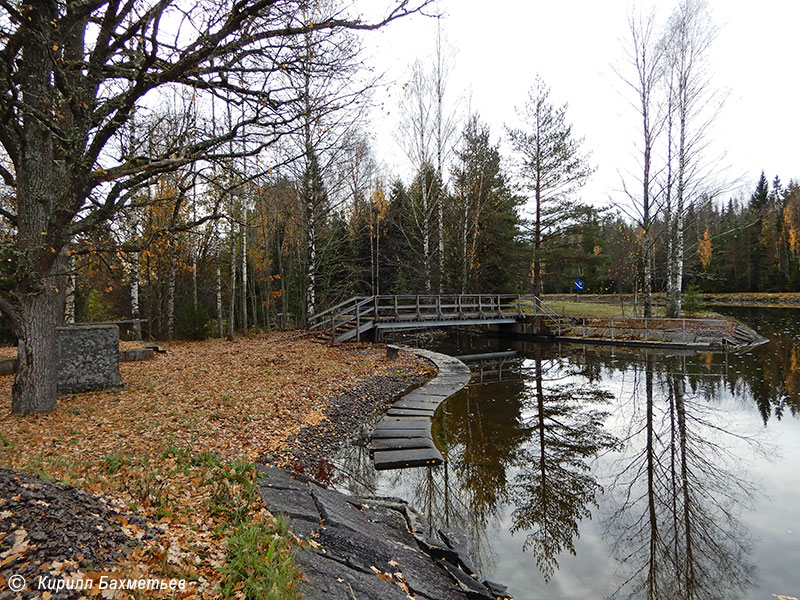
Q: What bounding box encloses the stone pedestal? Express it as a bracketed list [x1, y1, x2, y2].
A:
[56, 325, 122, 395]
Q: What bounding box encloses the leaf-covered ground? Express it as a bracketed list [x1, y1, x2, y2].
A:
[0, 333, 431, 598]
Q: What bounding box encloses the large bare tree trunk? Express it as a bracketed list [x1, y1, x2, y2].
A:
[11, 288, 62, 414]
[5, 1, 67, 414]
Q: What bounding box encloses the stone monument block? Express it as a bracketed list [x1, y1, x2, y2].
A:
[56, 325, 122, 395]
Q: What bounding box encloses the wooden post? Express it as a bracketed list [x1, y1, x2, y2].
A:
[611, 318, 615, 341]
[356, 302, 361, 342]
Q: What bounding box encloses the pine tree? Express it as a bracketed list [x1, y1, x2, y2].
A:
[506, 76, 593, 298]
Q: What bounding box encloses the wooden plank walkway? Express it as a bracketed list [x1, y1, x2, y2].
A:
[370, 348, 471, 471]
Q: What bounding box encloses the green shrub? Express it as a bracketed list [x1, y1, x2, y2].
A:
[682, 284, 706, 314]
[85, 288, 118, 322]
[175, 301, 213, 340]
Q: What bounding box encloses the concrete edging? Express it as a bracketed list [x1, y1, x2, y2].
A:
[369, 347, 470, 470]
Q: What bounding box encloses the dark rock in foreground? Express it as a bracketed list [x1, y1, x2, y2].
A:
[257, 466, 512, 600]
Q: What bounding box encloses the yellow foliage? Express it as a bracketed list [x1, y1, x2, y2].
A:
[697, 228, 712, 269]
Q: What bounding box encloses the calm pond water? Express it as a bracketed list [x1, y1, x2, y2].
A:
[331, 307, 800, 600]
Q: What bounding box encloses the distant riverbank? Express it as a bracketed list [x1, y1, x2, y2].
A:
[542, 292, 800, 316]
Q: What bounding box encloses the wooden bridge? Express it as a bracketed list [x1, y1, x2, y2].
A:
[308, 294, 766, 349]
[309, 294, 554, 343]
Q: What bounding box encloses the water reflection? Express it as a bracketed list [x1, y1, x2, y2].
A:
[510, 348, 618, 581]
[606, 354, 758, 600]
[333, 312, 800, 598]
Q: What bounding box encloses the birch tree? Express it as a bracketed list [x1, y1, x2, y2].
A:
[399, 61, 435, 292]
[662, 0, 717, 317]
[617, 8, 667, 319]
[0, 0, 430, 414]
[398, 21, 457, 293]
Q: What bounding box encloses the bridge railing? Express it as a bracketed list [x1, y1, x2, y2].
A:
[372, 294, 524, 322]
[308, 296, 370, 330]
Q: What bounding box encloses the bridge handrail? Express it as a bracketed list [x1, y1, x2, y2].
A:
[329, 296, 376, 340]
[312, 294, 538, 339]
[308, 296, 370, 329]
[520, 296, 563, 319]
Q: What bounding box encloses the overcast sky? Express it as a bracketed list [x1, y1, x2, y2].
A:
[360, 0, 800, 212]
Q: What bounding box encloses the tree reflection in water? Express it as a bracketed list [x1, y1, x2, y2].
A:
[607, 352, 759, 600]
[509, 349, 619, 581]
[331, 336, 774, 596]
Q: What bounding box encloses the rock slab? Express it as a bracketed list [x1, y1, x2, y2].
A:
[57, 325, 123, 395]
[257, 467, 512, 600]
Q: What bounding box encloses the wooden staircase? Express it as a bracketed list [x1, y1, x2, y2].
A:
[309, 296, 378, 343]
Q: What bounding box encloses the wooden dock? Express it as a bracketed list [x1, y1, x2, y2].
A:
[369, 348, 471, 470]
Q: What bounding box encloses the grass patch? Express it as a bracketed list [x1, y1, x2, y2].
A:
[220, 516, 302, 600]
[207, 458, 262, 527]
[535, 295, 725, 319]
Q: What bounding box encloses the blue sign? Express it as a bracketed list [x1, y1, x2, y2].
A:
[574, 279, 584, 291]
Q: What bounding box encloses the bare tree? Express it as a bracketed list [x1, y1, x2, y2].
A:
[399, 60, 435, 292]
[0, 0, 431, 414]
[432, 15, 457, 292]
[616, 7, 667, 319]
[397, 17, 457, 293]
[662, 0, 718, 317]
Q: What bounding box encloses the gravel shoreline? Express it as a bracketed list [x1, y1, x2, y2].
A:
[0, 467, 159, 600]
[257, 352, 432, 479]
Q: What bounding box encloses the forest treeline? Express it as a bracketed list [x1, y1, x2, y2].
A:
[1, 0, 797, 349]
[58, 156, 797, 342]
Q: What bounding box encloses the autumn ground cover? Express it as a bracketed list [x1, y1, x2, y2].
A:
[0, 333, 431, 598]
